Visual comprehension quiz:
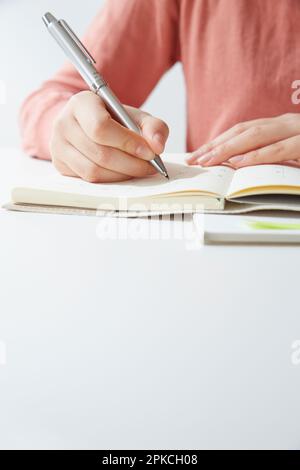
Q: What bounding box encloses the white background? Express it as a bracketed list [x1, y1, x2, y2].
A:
[0, 0, 186, 151]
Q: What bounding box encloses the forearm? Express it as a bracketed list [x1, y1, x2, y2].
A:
[19, 87, 73, 160]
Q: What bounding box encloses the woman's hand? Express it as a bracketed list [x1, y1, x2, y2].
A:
[186, 113, 300, 169]
[50, 90, 169, 183]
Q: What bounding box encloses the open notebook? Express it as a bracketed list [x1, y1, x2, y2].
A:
[5, 153, 300, 216]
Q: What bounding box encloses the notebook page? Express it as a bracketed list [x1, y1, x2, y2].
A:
[226, 164, 300, 198]
[13, 154, 234, 199]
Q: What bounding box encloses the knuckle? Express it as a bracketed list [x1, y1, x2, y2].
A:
[233, 123, 246, 134]
[123, 137, 137, 155]
[83, 164, 100, 183]
[49, 134, 61, 157]
[53, 105, 72, 135]
[272, 141, 284, 154]
[53, 113, 65, 133]
[49, 139, 56, 158]
[248, 125, 263, 138]
[217, 143, 229, 156]
[52, 157, 62, 172]
[54, 160, 68, 176]
[70, 90, 89, 106]
[97, 147, 111, 167]
[69, 92, 82, 110]
[249, 149, 261, 161]
[69, 93, 78, 105]
[90, 115, 111, 141]
[202, 142, 214, 153]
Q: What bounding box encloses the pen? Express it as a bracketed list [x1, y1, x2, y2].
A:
[42, 12, 169, 179]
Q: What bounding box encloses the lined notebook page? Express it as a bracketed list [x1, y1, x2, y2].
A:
[13, 154, 234, 198]
[227, 164, 300, 198]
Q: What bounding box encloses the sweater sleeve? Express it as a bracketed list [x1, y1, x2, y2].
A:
[20, 0, 180, 160]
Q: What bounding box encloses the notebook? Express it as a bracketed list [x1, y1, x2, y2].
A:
[194, 213, 300, 244]
[5, 153, 300, 216]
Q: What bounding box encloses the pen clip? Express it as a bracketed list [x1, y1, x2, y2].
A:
[59, 19, 96, 64]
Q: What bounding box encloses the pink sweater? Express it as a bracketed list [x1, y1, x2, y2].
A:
[20, 0, 300, 160]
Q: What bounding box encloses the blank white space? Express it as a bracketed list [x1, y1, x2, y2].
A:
[0, 80, 6, 105]
[0, 341, 6, 365]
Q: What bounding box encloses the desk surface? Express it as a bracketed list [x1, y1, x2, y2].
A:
[0, 149, 300, 450]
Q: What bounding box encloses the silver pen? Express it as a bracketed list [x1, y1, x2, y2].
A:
[42, 12, 169, 179]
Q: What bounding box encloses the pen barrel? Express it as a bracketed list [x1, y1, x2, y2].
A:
[97, 86, 141, 135]
[47, 20, 106, 92]
[43, 13, 168, 178]
[97, 86, 168, 177]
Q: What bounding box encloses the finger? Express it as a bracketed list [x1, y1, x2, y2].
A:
[53, 159, 77, 178]
[195, 121, 300, 167]
[50, 134, 78, 177]
[71, 91, 155, 161]
[284, 159, 300, 168]
[227, 135, 300, 168]
[65, 117, 156, 178]
[55, 140, 131, 183]
[126, 106, 169, 155]
[186, 117, 274, 164]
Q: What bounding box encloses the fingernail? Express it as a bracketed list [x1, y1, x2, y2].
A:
[229, 156, 244, 164]
[186, 143, 212, 163]
[186, 153, 198, 163]
[136, 145, 154, 160]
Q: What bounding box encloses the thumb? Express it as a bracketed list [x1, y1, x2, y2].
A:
[125, 106, 169, 155]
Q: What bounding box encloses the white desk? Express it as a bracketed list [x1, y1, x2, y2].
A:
[0, 149, 300, 450]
